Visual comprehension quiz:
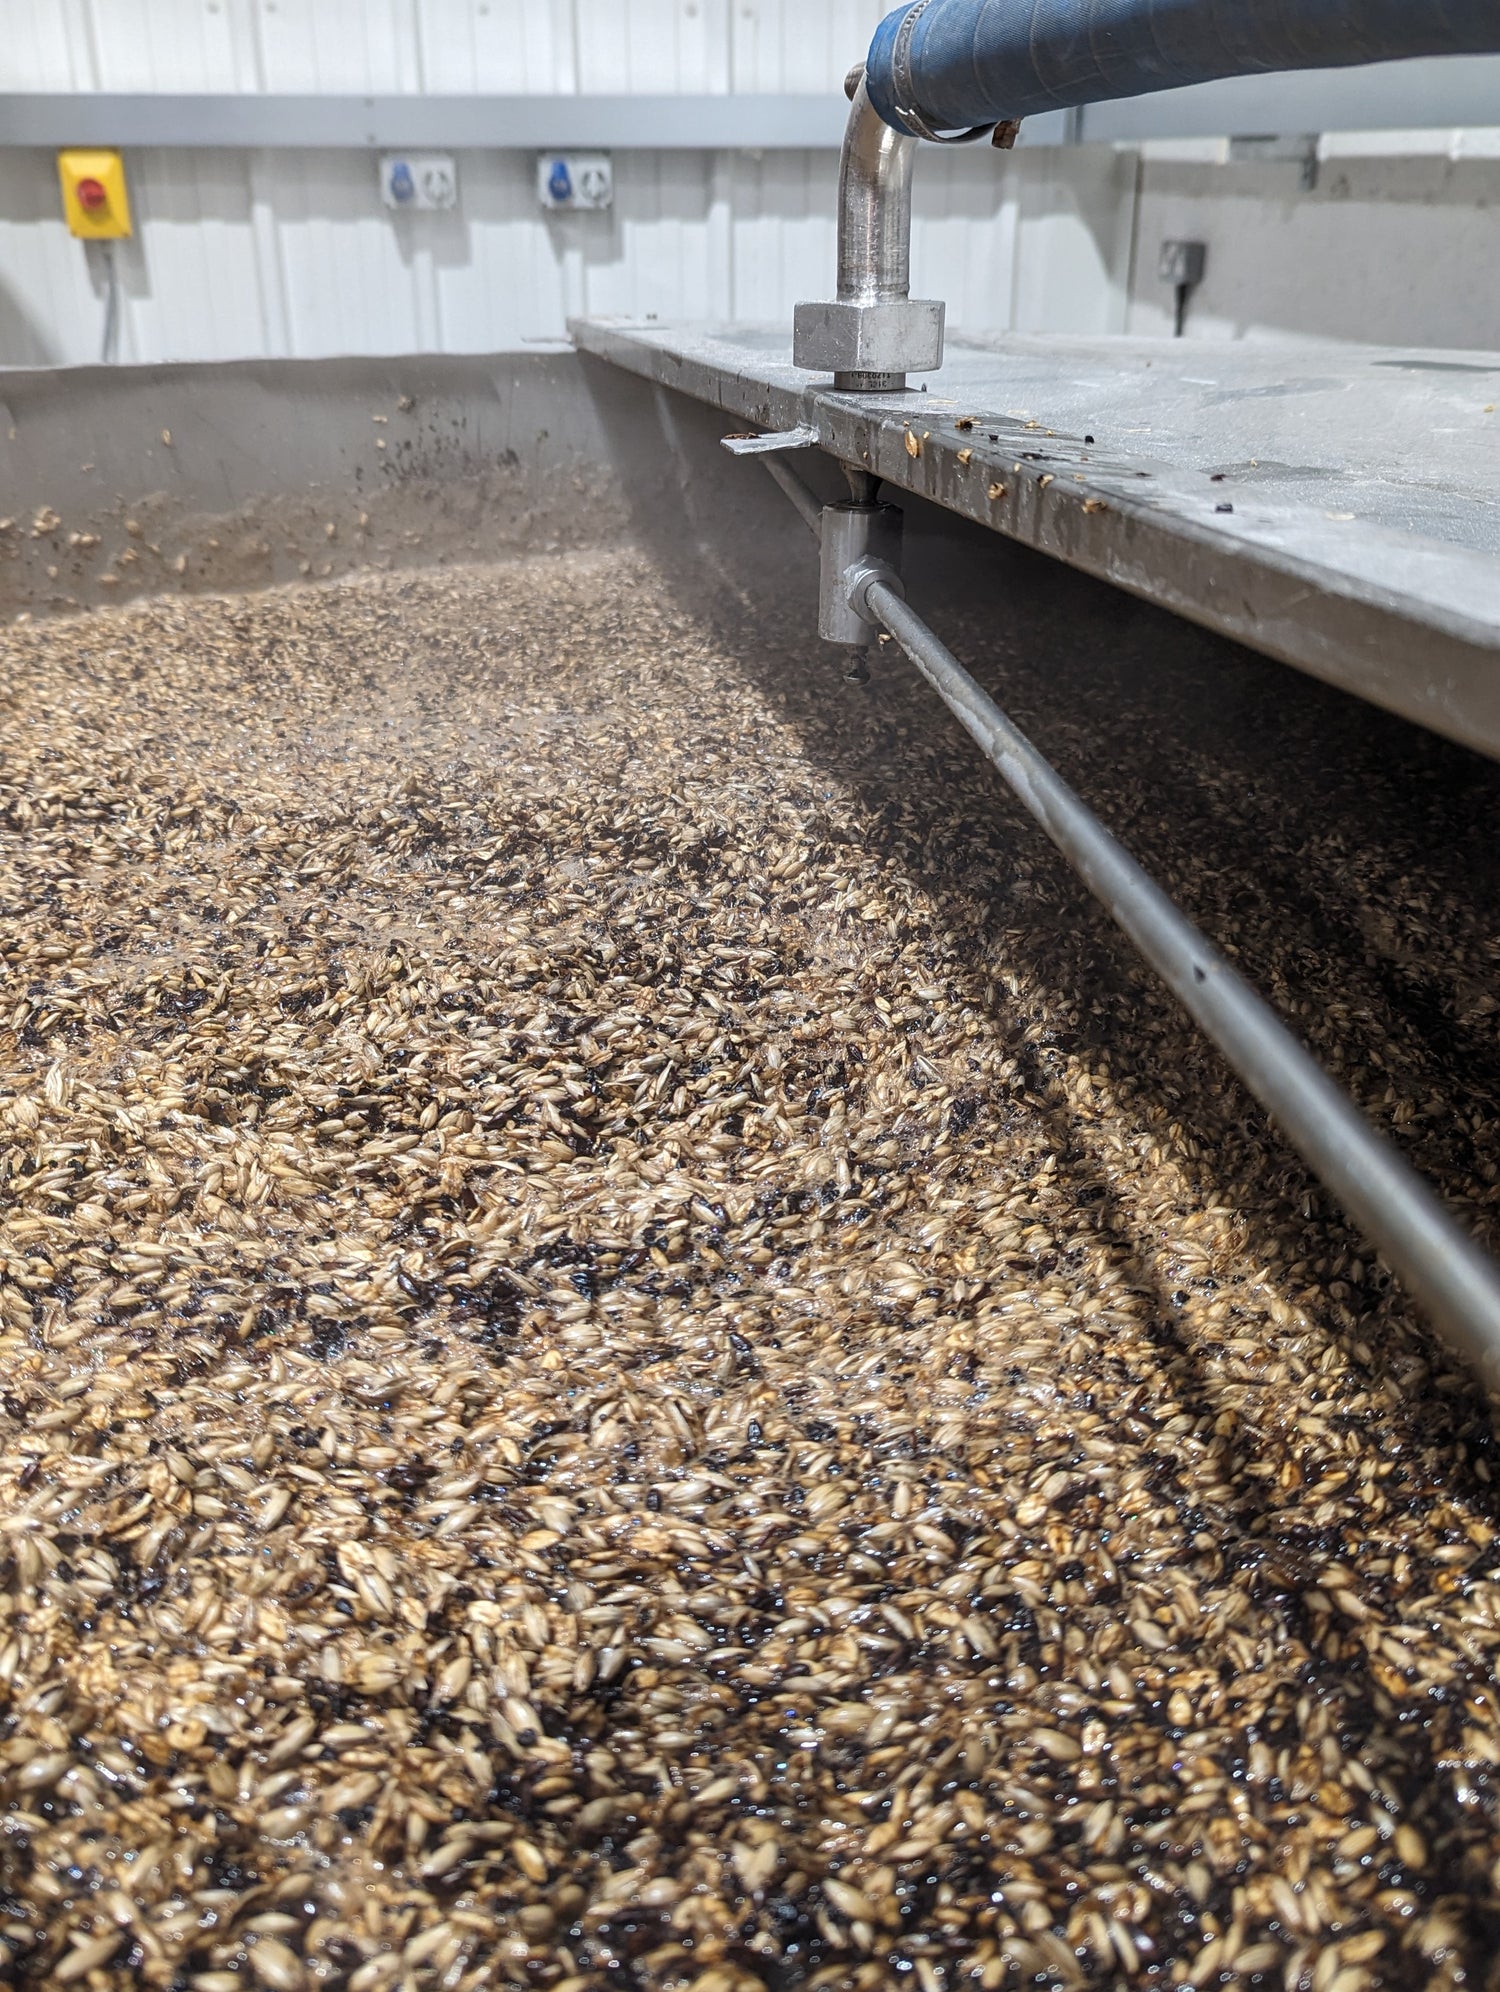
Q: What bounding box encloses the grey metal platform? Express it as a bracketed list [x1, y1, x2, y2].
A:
[571, 317, 1500, 759]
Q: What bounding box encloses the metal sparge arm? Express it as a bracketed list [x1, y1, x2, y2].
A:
[744, 445, 1500, 1392]
[760, 457, 824, 540]
[842, 564, 1500, 1396]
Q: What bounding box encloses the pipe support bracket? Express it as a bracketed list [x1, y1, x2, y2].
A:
[819, 506, 904, 645]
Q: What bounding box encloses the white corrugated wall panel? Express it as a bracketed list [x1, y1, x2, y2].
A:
[581, 153, 724, 319]
[5, 2, 97, 91]
[0, 138, 1138, 365]
[416, 1, 577, 94]
[728, 153, 834, 322]
[910, 150, 1018, 335]
[0, 0, 900, 99]
[1008, 147, 1136, 336]
[428, 155, 571, 347]
[729, 1, 886, 93]
[121, 151, 270, 363]
[5, 2, 1498, 367]
[253, 0, 424, 93]
[0, 153, 99, 368]
[573, 0, 730, 95]
[0, 1, 1146, 366]
[87, 0, 252, 92]
[261, 150, 425, 352]
[8, 0, 877, 97]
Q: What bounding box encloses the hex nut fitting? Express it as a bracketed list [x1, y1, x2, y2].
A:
[793, 296, 945, 377]
[843, 555, 905, 626]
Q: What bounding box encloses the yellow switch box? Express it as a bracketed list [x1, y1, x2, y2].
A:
[58, 149, 132, 240]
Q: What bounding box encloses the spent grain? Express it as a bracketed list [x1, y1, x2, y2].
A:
[1, 546, 1499, 1990]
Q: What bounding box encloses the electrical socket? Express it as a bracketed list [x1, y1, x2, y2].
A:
[1158, 239, 1207, 287]
[538, 153, 613, 212]
[380, 154, 458, 211]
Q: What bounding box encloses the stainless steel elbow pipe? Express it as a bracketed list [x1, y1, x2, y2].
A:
[792, 74, 946, 393]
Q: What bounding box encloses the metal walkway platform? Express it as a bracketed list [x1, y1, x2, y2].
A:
[571, 318, 1500, 760]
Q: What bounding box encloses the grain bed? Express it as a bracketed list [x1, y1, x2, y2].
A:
[3, 543, 1500, 1991]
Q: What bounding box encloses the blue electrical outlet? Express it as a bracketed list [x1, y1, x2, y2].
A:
[379, 154, 457, 211]
[537, 153, 613, 211]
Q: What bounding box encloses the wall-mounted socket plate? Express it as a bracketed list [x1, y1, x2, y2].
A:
[538, 153, 613, 212]
[380, 154, 458, 211]
[1158, 238, 1207, 287]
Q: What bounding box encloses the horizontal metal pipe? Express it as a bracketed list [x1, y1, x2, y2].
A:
[861, 572, 1500, 1398]
[760, 457, 824, 539]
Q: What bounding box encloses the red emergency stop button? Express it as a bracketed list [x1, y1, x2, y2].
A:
[58, 151, 131, 237]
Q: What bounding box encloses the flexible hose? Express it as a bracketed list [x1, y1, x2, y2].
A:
[866, 0, 1500, 138]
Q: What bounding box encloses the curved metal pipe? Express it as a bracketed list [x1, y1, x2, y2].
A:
[792, 71, 945, 390]
[837, 79, 916, 308]
[834, 78, 918, 391]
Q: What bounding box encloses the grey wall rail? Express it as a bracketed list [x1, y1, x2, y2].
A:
[794, 545, 1500, 1395]
[8, 67, 1498, 151]
[0, 94, 853, 151]
[9, 64, 1500, 151]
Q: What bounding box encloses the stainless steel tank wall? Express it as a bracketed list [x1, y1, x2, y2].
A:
[0, 351, 826, 621]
